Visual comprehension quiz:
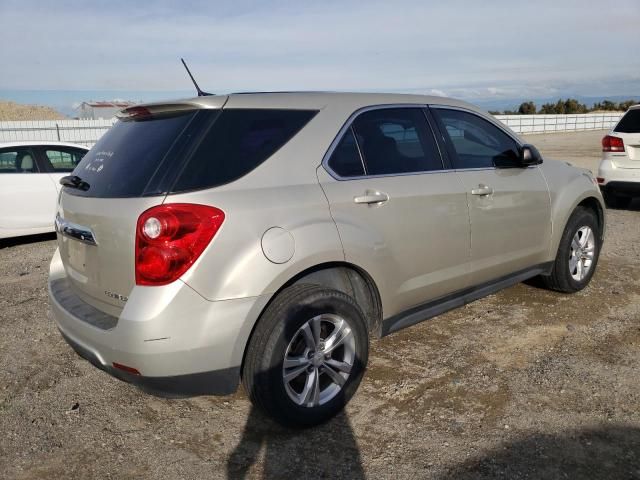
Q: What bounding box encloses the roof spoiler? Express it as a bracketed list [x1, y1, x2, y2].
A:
[116, 103, 198, 120]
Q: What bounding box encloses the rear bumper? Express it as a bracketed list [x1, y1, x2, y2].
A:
[48, 248, 269, 396]
[598, 158, 640, 190]
[59, 330, 240, 396]
[600, 181, 640, 196]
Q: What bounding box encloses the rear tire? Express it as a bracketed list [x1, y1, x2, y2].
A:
[242, 284, 369, 428]
[541, 207, 601, 293]
[603, 190, 632, 209]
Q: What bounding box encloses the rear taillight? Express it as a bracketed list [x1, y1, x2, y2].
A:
[135, 204, 225, 286]
[602, 135, 625, 152]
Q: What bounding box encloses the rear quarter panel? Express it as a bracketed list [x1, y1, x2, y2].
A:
[168, 182, 344, 302]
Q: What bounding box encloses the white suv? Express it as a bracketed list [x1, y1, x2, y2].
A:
[598, 105, 640, 208]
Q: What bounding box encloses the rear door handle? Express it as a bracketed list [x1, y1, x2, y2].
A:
[471, 184, 494, 196]
[354, 191, 389, 204]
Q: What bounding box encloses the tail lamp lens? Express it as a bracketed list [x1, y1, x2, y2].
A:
[602, 135, 625, 152]
[135, 204, 225, 286]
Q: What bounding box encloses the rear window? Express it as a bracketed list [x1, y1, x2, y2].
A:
[614, 109, 640, 133]
[68, 108, 317, 198]
[70, 111, 199, 197]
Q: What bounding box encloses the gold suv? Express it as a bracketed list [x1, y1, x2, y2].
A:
[49, 92, 605, 427]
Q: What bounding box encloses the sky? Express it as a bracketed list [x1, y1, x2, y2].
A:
[0, 0, 638, 113]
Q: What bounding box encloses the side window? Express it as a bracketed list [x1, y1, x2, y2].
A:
[45, 148, 87, 172]
[352, 108, 443, 175]
[0, 148, 38, 173]
[432, 108, 520, 169]
[173, 109, 317, 193]
[327, 127, 365, 177]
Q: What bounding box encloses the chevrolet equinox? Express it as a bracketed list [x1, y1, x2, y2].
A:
[49, 92, 605, 427]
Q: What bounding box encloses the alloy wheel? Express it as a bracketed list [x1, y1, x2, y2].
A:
[282, 313, 355, 407]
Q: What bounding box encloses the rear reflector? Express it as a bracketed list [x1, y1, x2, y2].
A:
[596, 177, 605, 184]
[135, 203, 225, 286]
[602, 135, 625, 152]
[113, 362, 141, 375]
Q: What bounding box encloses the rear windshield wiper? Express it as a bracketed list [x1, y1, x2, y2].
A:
[60, 175, 90, 191]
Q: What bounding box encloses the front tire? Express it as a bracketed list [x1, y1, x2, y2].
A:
[541, 206, 601, 293]
[242, 284, 369, 428]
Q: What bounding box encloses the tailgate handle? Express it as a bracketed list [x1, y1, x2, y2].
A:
[354, 191, 389, 205]
[55, 215, 98, 246]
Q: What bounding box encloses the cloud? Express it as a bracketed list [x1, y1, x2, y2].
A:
[0, 0, 638, 98]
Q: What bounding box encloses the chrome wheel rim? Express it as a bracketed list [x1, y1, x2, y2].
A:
[569, 226, 595, 281]
[282, 313, 355, 408]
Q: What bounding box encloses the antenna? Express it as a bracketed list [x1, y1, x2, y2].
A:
[180, 58, 213, 96]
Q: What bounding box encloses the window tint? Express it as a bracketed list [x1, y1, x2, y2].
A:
[45, 148, 87, 172]
[173, 109, 317, 192]
[0, 148, 38, 173]
[432, 109, 520, 169]
[71, 111, 199, 197]
[352, 108, 443, 175]
[614, 109, 640, 133]
[327, 127, 365, 177]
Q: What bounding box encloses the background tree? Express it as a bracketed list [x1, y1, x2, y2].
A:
[492, 98, 638, 115]
[563, 98, 588, 114]
[539, 103, 556, 114]
[619, 99, 638, 111]
[518, 101, 536, 114]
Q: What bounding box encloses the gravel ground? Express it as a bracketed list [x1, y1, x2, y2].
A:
[1, 130, 639, 480]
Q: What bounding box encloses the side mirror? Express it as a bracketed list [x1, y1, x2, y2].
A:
[520, 144, 543, 166]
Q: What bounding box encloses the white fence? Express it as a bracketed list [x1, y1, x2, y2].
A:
[0, 113, 624, 148]
[0, 119, 116, 147]
[495, 112, 622, 134]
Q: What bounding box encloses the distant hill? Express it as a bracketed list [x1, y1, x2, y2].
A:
[0, 100, 66, 121]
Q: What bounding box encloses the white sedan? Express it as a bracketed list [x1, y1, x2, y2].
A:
[0, 141, 89, 239]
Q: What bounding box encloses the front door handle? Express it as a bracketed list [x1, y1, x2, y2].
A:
[471, 184, 494, 196]
[354, 191, 389, 204]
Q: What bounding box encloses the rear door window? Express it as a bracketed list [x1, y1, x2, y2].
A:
[0, 148, 38, 173]
[351, 108, 443, 175]
[614, 109, 640, 133]
[172, 109, 317, 192]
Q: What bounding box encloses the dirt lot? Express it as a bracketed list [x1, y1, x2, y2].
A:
[1, 130, 639, 479]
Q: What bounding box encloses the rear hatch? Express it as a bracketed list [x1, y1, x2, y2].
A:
[612, 108, 640, 168]
[56, 97, 227, 314]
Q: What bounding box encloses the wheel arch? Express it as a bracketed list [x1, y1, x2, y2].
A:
[549, 190, 606, 260]
[239, 261, 383, 377]
[576, 196, 605, 241]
